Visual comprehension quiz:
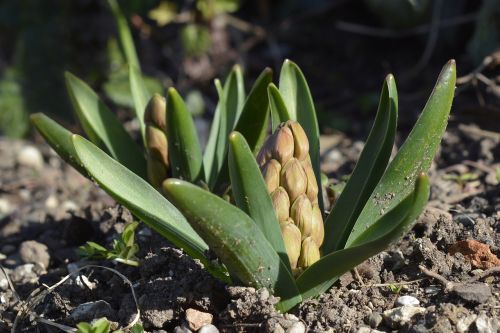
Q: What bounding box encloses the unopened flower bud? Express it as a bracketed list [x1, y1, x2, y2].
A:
[280, 158, 307, 202]
[271, 187, 290, 222]
[298, 237, 320, 268]
[290, 194, 313, 239]
[286, 120, 309, 161]
[280, 219, 302, 269]
[262, 159, 281, 193]
[144, 93, 167, 131]
[310, 203, 324, 247]
[272, 126, 294, 164]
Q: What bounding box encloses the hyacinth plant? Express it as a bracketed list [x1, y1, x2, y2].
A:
[29, 0, 456, 313]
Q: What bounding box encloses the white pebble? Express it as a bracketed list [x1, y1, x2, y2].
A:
[396, 295, 420, 306]
[0, 198, 12, 215]
[198, 324, 219, 333]
[286, 321, 306, 333]
[17, 146, 44, 170]
[45, 195, 59, 210]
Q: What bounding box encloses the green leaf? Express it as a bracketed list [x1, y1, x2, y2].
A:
[279, 60, 322, 212]
[228, 131, 291, 271]
[204, 79, 224, 186]
[234, 68, 273, 153]
[107, 0, 140, 70]
[65, 72, 146, 178]
[163, 179, 302, 312]
[213, 68, 273, 191]
[71, 135, 227, 281]
[297, 174, 430, 300]
[93, 318, 111, 333]
[76, 322, 92, 333]
[166, 87, 204, 183]
[30, 113, 87, 176]
[322, 74, 398, 254]
[129, 64, 151, 143]
[268, 83, 291, 132]
[346, 60, 456, 246]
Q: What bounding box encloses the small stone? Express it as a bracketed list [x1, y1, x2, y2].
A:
[259, 288, 270, 301]
[62, 200, 78, 212]
[70, 300, 115, 322]
[185, 308, 213, 331]
[424, 286, 440, 295]
[11, 264, 38, 284]
[356, 328, 371, 333]
[475, 313, 500, 333]
[198, 324, 219, 333]
[273, 323, 285, 333]
[368, 312, 383, 328]
[19, 240, 50, 270]
[45, 195, 59, 210]
[456, 314, 477, 333]
[0, 198, 12, 216]
[17, 146, 44, 170]
[383, 305, 426, 328]
[286, 321, 305, 333]
[173, 326, 192, 333]
[396, 295, 420, 306]
[453, 283, 491, 303]
[0, 273, 9, 290]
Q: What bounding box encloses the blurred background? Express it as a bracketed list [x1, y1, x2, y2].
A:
[0, 0, 498, 140]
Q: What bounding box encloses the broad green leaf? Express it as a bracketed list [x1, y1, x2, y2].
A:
[297, 174, 429, 300]
[322, 75, 398, 254]
[228, 132, 291, 271]
[268, 83, 291, 132]
[213, 68, 273, 191]
[65, 72, 146, 178]
[163, 179, 302, 312]
[107, 0, 140, 70]
[166, 88, 204, 183]
[129, 64, 151, 142]
[30, 113, 87, 176]
[71, 135, 227, 281]
[204, 79, 224, 186]
[279, 60, 322, 212]
[346, 60, 456, 246]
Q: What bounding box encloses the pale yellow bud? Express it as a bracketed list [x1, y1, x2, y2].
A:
[272, 126, 294, 164]
[298, 237, 320, 268]
[310, 203, 324, 247]
[262, 159, 281, 193]
[271, 187, 290, 222]
[280, 219, 302, 269]
[280, 158, 307, 202]
[286, 120, 309, 161]
[290, 194, 313, 239]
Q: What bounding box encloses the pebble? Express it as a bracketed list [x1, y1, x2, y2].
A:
[453, 283, 492, 303]
[258, 288, 270, 301]
[70, 300, 115, 322]
[198, 324, 219, 333]
[19, 240, 50, 270]
[456, 314, 477, 333]
[273, 323, 285, 333]
[0, 198, 12, 215]
[173, 326, 192, 333]
[0, 272, 8, 290]
[185, 308, 213, 331]
[286, 321, 305, 333]
[475, 314, 500, 333]
[45, 195, 59, 210]
[367, 312, 383, 328]
[17, 146, 44, 170]
[424, 286, 440, 295]
[395, 295, 420, 306]
[383, 305, 426, 328]
[356, 328, 385, 333]
[62, 200, 78, 212]
[12, 264, 38, 284]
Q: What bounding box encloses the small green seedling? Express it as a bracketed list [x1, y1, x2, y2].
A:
[79, 222, 140, 266]
[76, 318, 143, 333]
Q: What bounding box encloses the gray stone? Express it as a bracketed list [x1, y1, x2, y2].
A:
[198, 324, 219, 333]
[456, 314, 477, 333]
[286, 321, 306, 333]
[396, 295, 420, 306]
[70, 300, 115, 322]
[453, 283, 491, 303]
[383, 305, 426, 328]
[173, 325, 192, 333]
[475, 314, 500, 333]
[19, 240, 50, 270]
[368, 312, 383, 328]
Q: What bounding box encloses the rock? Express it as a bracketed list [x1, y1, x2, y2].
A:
[475, 313, 500, 333]
[259, 288, 270, 301]
[273, 323, 285, 333]
[44, 195, 59, 210]
[11, 264, 39, 284]
[383, 305, 426, 328]
[453, 283, 491, 303]
[356, 328, 385, 333]
[173, 326, 192, 333]
[17, 145, 44, 170]
[198, 324, 219, 333]
[185, 308, 213, 331]
[19, 240, 50, 270]
[448, 240, 500, 269]
[396, 295, 420, 306]
[70, 300, 115, 322]
[367, 312, 383, 328]
[286, 321, 306, 333]
[0, 272, 9, 291]
[0, 198, 12, 216]
[456, 314, 477, 333]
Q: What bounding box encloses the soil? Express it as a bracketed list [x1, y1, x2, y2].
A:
[1, 121, 499, 333]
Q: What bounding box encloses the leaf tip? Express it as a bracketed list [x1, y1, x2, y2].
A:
[228, 131, 240, 142]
